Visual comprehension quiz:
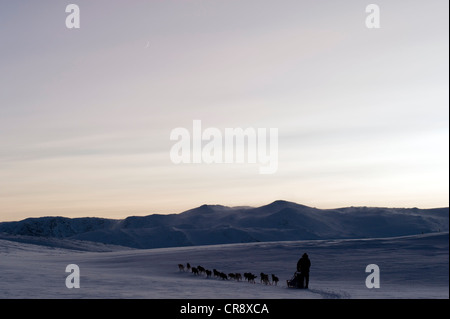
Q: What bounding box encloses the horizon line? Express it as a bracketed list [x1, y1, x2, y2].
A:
[1, 199, 448, 223]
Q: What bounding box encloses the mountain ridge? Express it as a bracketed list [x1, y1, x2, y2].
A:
[0, 200, 448, 249]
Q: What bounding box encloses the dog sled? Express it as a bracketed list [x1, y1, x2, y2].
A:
[286, 272, 305, 289]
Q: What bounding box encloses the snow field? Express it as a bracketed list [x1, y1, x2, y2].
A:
[0, 232, 448, 299]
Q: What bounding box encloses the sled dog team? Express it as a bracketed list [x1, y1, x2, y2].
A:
[178, 252, 310, 289]
[178, 263, 280, 286]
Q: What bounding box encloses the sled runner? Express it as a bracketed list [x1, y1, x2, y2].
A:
[286, 272, 304, 289]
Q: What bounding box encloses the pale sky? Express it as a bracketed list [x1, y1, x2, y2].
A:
[0, 0, 448, 221]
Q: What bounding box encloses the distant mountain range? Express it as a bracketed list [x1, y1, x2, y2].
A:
[0, 200, 448, 249]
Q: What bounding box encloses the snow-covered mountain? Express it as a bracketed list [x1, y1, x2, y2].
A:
[0, 200, 447, 249]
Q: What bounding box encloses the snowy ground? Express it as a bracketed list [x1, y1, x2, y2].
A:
[0, 232, 448, 299]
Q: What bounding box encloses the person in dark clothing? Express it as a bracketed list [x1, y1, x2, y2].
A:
[297, 253, 311, 289]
